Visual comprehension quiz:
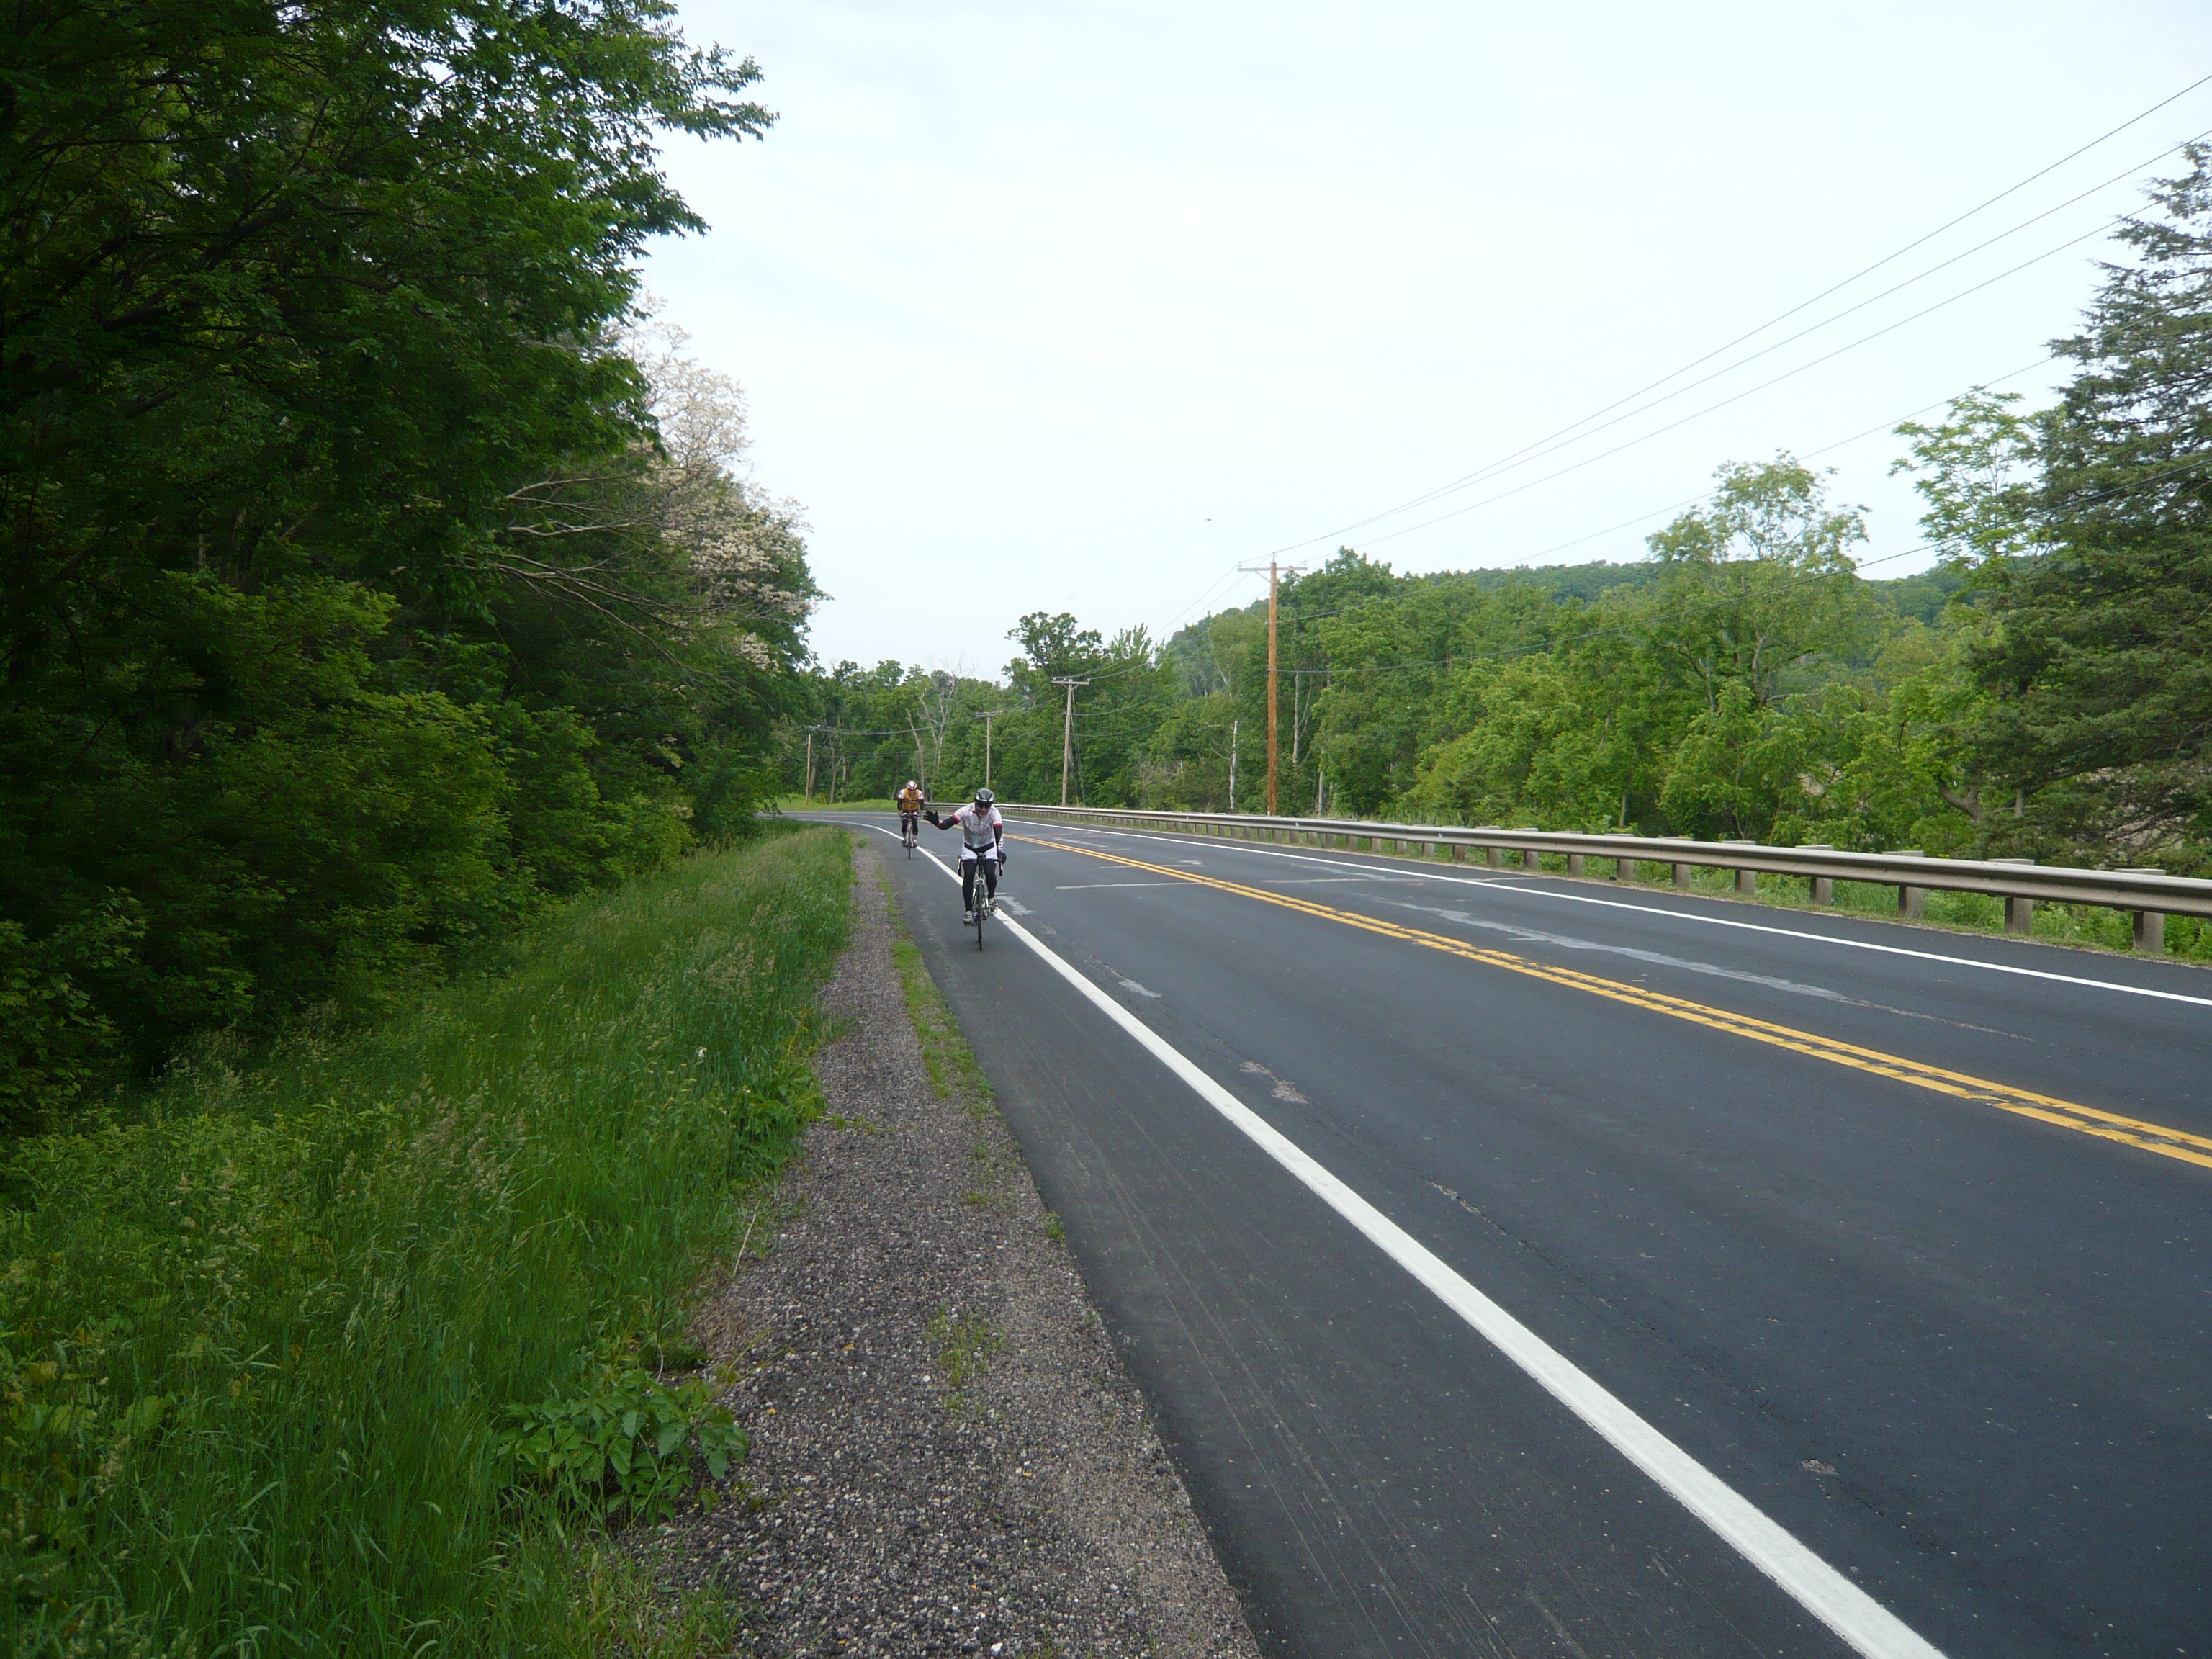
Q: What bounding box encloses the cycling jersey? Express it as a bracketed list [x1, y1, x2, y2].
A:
[897, 787, 925, 814]
[945, 801, 1004, 854]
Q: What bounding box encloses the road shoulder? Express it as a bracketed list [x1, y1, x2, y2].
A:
[660, 834, 1257, 1658]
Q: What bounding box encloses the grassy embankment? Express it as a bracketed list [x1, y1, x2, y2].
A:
[1, 827, 854, 1657]
[1565, 855, 2208, 958]
[770, 795, 896, 813]
[1353, 841, 2210, 960]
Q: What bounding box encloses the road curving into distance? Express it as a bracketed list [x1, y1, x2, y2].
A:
[794, 810, 2211, 1659]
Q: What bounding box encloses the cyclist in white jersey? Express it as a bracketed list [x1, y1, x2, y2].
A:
[924, 788, 1005, 921]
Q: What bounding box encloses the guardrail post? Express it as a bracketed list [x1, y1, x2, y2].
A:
[1488, 847, 1505, 870]
[1672, 861, 1692, 889]
[1894, 853, 1926, 918]
[1517, 829, 1541, 871]
[1988, 859, 2036, 933]
[1800, 846, 1835, 905]
[1451, 844, 1465, 862]
[1567, 853, 1586, 877]
[2120, 870, 2165, 951]
[1721, 841, 1757, 895]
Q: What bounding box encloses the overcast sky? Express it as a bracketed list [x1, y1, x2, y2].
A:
[641, 2, 2212, 677]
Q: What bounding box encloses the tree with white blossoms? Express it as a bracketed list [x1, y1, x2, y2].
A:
[631, 322, 816, 668]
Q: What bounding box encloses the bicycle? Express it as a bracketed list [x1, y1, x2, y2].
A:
[902, 811, 919, 858]
[968, 853, 1001, 950]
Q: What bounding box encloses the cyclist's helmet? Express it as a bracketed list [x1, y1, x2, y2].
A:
[906, 780, 918, 791]
[973, 788, 996, 808]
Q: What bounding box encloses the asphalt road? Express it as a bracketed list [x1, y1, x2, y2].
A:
[799, 811, 2211, 1659]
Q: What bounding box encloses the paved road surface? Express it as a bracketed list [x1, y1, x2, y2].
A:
[800, 811, 2211, 1659]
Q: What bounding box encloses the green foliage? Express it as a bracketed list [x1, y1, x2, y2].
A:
[0, 906, 137, 1133]
[500, 1360, 745, 1525]
[1, 0, 816, 1115]
[767, 166, 2212, 887]
[1964, 143, 2212, 860]
[1401, 657, 1626, 830]
[0, 829, 852, 1655]
[1892, 390, 2047, 567]
[1659, 685, 1813, 842]
[925, 1310, 1005, 1408]
[572, 1545, 738, 1659]
[1639, 455, 1874, 711]
[791, 616, 1173, 809]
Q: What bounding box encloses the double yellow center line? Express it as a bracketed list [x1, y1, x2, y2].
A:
[1018, 834, 2212, 1173]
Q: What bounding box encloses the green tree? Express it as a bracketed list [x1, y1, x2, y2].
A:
[1966, 144, 2212, 863]
[1399, 656, 1625, 830]
[1, 0, 792, 1100]
[1892, 389, 2046, 567]
[1640, 454, 1873, 711]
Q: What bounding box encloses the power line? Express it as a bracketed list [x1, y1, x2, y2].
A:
[1267, 73, 2212, 557]
[1244, 351, 2057, 634]
[1492, 354, 2059, 569]
[1349, 219, 2113, 552]
[1349, 134, 2203, 538]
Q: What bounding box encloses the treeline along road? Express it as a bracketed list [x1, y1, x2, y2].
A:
[809, 808, 2212, 1658]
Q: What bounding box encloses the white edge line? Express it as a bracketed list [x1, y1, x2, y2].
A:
[1015, 821, 2212, 1011]
[869, 828, 1945, 1659]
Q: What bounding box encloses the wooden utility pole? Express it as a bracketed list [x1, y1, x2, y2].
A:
[1238, 560, 1304, 814]
[980, 708, 1013, 791]
[804, 731, 814, 804]
[1051, 676, 1090, 806]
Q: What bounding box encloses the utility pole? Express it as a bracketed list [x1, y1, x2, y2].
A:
[1051, 677, 1090, 806]
[804, 731, 814, 804]
[980, 708, 1012, 791]
[1228, 717, 1239, 811]
[1238, 560, 1305, 814]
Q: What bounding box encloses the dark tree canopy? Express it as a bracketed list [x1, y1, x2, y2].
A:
[1, 0, 807, 1121]
[1971, 143, 2212, 852]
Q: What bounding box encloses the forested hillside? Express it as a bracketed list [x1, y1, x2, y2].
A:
[2, 0, 816, 1125]
[791, 148, 2212, 881]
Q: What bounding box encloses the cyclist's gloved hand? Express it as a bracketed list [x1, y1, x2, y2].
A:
[996, 852, 1007, 871]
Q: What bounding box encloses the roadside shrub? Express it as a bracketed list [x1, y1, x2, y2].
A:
[0, 828, 853, 1656]
[500, 1359, 745, 1525]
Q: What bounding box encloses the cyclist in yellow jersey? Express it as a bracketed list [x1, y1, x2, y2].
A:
[896, 781, 925, 844]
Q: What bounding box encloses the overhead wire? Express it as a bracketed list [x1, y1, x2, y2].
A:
[1492, 352, 2059, 568]
[885, 91, 2212, 730]
[848, 442, 2208, 752]
[1345, 217, 2114, 554]
[1344, 133, 2203, 538]
[1266, 71, 2212, 556]
[1008, 340, 2064, 691]
[1241, 349, 2056, 634]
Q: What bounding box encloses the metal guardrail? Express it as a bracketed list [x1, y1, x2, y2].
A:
[996, 803, 2211, 948]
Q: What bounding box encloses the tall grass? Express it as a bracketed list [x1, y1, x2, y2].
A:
[1497, 852, 2210, 960]
[1, 828, 854, 1656]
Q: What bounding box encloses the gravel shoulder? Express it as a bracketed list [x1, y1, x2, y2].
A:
[657, 834, 1259, 1658]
